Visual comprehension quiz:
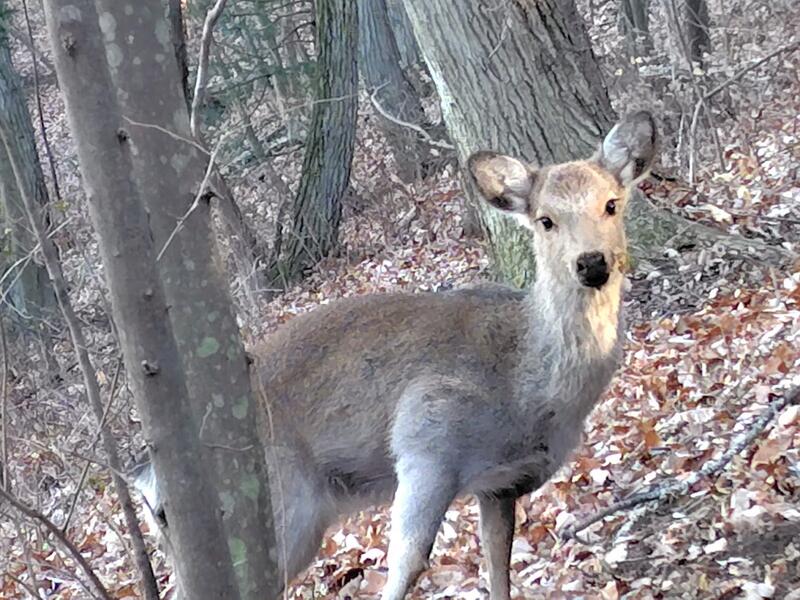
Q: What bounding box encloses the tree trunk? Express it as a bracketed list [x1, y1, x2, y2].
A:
[167, 0, 191, 108]
[274, 0, 358, 285]
[0, 40, 55, 320]
[618, 0, 652, 57]
[42, 1, 249, 598]
[358, 0, 430, 181]
[385, 0, 421, 69]
[92, 1, 280, 597]
[685, 0, 710, 65]
[403, 0, 694, 286]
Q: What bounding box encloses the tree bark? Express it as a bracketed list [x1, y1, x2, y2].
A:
[403, 0, 615, 285]
[358, 0, 430, 180]
[92, 2, 280, 597]
[42, 1, 243, 598]
[167, 0, 191, 108]
[385, 0, 421, 69]
[274, 0, 358, 285]
[0, 39, 55, 320]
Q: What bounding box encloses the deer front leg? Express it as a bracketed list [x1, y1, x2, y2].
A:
[478, 493, 516, 600]
[382, 457, 457, 600]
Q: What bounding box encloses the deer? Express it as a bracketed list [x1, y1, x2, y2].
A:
[135, 111, 657, 600]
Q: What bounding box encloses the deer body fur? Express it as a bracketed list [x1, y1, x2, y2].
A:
[135, 112, 657, 600]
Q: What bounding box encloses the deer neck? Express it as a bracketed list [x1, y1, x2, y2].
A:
[514, 270, 624, 423]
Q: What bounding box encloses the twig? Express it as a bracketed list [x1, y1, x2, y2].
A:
[6, 570, 41, 599]
[122, 116, 209, 154]
[156, 139, 223, 262]
[565, 386, 800, 541]
[370, 83, 455, 151]
[666, 0, 722, 181]
[0, 486, 112, 600]
[62, 358, 123, 533]
[702, 40, 800, 102]
[0, 217, 74, 309]
[190, 0, 229, 138]
[21, 0, 62, 205]
[688, 41, 800, 183]
[0, 315, 8, 492]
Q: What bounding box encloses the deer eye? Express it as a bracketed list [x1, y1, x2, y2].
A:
[537, 216, 555, 231]
[605, 199, 619, 216]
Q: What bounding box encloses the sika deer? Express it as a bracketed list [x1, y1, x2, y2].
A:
[136, 112, 657, 600]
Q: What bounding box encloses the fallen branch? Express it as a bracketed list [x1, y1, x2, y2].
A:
[565, 386, 800, 542]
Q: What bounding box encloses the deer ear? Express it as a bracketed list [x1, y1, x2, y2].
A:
[596, 111, 658, 187]
[468, 151, 535, 215]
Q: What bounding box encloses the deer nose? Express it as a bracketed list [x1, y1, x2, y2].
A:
[576, 252, 609, 289]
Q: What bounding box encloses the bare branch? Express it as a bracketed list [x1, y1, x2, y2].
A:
[62, 358, 123, 533]
[190, 0, 229, 138]
[703, 40, 800, 102]
[566, 386, 800, 541]
[370, 83, 455, 151]
[0, 486, 113, 600]
[156, 139, 224, 262]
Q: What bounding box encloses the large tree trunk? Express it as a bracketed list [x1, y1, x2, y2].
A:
[385, 0, 421, 69]
[42, 1, 242, 598]
[0, 41, 55, 320]
[403, 0, 691, 286]
[92, 1, 279, 597]
[358, 0, 428, 180]
[274, 0, 358, 285]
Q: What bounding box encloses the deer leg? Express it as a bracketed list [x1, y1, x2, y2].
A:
[382, 457, 457, 600]
[478, 493, 516, 600]
[268, 447, 332, 590]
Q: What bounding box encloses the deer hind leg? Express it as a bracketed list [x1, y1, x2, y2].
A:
[478, 493, 515, 600]
[268, 448, 333, 589]
[382, 455, 458, 600]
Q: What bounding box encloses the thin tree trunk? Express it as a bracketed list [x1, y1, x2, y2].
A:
[0, 38, 55, 320]
[0, 121, 161, 600]
[42, 2, 242, 598]
[274, 0, 358, 285]
[92, 2, 280, 597]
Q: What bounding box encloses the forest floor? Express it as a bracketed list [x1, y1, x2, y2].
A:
[1, 1, 800, 599]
